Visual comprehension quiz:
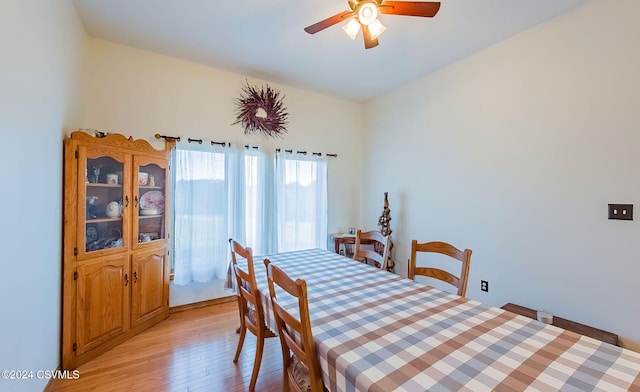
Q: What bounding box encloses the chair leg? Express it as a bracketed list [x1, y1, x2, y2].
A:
[282, 366, 290, 392]
[249, 334, 265, 391]
[233, 324, 246, 363]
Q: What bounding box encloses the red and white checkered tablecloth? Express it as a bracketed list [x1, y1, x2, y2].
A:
[241, 248, 640, 392]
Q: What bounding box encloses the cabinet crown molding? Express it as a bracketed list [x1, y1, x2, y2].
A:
[69, 131, 163, 154]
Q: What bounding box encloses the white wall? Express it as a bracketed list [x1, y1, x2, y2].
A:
[362, 0, 640, 351]
[0, 0, 86, 390]
[81, 39, 364, 305]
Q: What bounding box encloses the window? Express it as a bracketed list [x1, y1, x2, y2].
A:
[236, 148, 274, 256]
[172, 146, 233, 285]
[275, 154, 327, 252]
[172, 146, 327, 285]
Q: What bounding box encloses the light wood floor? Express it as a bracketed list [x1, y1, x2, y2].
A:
[52, 302, 284, 392]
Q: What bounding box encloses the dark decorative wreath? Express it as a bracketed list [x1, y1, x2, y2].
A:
[232, 82, 289, 138]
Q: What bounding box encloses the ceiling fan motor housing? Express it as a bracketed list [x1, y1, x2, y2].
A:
[357, 2, 379, 26]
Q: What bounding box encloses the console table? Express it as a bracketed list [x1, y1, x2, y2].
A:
[333, 234, 358, 257]
[332, 234, 390, 269]
[501, 303, 619, 346]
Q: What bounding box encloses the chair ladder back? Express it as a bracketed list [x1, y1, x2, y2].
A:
[274, 307, 307, 364]
[230, 240, 265, 328]
[409, 240, 472, 297]
[228, 238, 276, 391]
[353, 229, 391, 270]
[265, 259, 325, 392]
[412, 267, 460, 288]
[457, 249, 472, 297]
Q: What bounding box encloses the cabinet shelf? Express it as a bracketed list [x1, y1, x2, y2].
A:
[139, 186, 163, 191]
[86, 183, 121, 188]
[138, 214, 163, 219]
[87, 217, 123, 223]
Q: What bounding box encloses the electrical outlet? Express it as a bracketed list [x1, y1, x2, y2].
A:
[481, 280, 488, 292]
[608, 204, 633, 220]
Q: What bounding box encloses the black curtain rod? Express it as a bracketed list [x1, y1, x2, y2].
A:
[276, 148, 337, 158]
[154, 133, 181, 142]
[188, 137, 228, 147]
[154, 133, 230, 146]
[155, 134, 334, 156]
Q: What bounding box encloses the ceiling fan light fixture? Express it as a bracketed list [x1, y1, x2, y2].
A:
[304, 1, 441, 49]
[368, 19, 386, 39]
[358, 2, 378, 26]
[342, 18, 361, 40]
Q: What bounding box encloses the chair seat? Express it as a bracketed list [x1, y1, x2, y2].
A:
[290, 357, 328, 392]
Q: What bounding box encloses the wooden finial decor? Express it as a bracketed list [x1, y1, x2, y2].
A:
[377, 192, 395, 272]
[378, 192, 392, 236]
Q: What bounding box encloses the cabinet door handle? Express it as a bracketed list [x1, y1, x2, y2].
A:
[124, 195, 129, 207]
[134, 195, 139, 208]
[133, 271, 138, 283]
[124, 273, 129, 286]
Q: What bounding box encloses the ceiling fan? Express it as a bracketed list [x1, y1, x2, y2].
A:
[304, 0, 441, 49]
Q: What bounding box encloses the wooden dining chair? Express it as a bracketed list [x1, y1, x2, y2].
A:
[353, 229, 392, 271]
[229, 239, 276, 391]
[408, 240, 472, 297]
[264, 259, 326, 392]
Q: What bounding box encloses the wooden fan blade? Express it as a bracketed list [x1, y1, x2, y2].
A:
[363, 25, 379, 49]
[304, 10, 355, 34]
[379, 1, 441, 17]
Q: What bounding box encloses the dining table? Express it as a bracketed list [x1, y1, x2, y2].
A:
[240, 248, 640, 392]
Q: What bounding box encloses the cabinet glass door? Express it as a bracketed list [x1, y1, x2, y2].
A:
[78, 146, 131, 259]
[134, 156, 167, 247]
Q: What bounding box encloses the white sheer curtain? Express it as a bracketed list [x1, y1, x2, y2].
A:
[239, 148, 276, 256]
[275, 153, 328, 252]
[173, 145, 328, 284]
[173, 144, 237, 285]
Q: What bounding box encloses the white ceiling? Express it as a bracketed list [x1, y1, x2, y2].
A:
[72, 0, 588, 102]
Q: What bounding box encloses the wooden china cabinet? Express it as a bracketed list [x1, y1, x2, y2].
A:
[62, 131, 173, 369]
